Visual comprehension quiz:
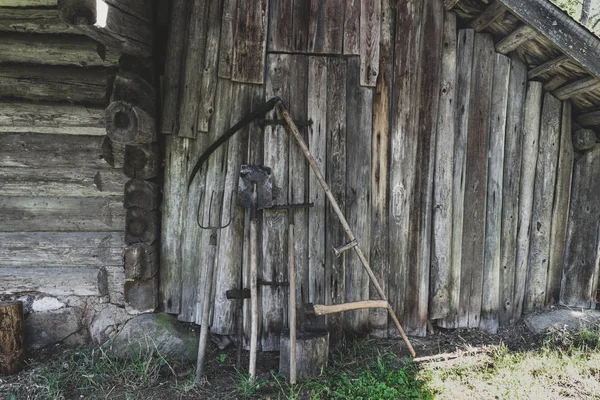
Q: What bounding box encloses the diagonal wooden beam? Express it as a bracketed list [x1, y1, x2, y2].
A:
[495, 25, 537, 54]
[577, 110, 600, 127]
[444, 0, 460, 10]
[470, 1, 507, 32]
[553, 76, 600, 100]
[528, 54, 571, 79]
[499, 0, 600, 79]
[543, 74, 569, 92]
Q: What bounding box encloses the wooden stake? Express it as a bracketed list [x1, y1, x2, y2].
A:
[288, 222, 297, 385]
[0, 301, 24, 375]
[249, 185, 259, 381]
[196, 233, 217, 382]
[311, 300, 390, 315]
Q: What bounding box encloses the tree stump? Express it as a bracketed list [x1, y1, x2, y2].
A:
[0, 301, 25, 375]
[279, 330, 328, 379]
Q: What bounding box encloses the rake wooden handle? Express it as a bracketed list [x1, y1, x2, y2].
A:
[312, 301, 389, 315]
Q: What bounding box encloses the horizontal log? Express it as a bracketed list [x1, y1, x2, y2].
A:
[553, 76, 600, 100]
[573, 129, 597, 151]
[0, 231, 124, 268]
[110, 72, 156, 116]
[124, 277, 158, 314]
[528, 55, 571, 79]
[123, 144, 159, 179]
[0, 8, 76, 34]
[310, 301, 389, 315]
[0, 0, 56, 5]
[495, 25, 537, 54]
[0, 267, 99, 296]
[0, 196, 125, 232]
[0, 32, 119, 67]
[58, 0, 153, 58]
[124, 179, 160, 211]
[576, 111, 600, 127]
[0, 101, 105, 136]
[105, 101, 156, 144]
[0, 167, 127, 197]
[0, 133, 112, 169]
[118, 55, 154, 85]
[544, 74, 570, 92]
[125, 207, 159, 244]
[124, 243, 158, 280]
[0, 64, 108, 105]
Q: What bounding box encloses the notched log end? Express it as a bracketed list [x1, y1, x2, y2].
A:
[57, 0, 97, 27]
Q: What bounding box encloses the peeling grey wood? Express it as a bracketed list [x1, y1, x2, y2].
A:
[525, 93, 561, 312]
[513, 81, 543, 320]
[0, 196, 124, 232]
[0, 101, 105, 136]
[560, 144, 600, 309]
[0, 231, 124, 267]
[231, 0, 268, 84]
[480, 53, 511, 334]
[0, 167, 126, 197]
[495, 25, 537, 54]
[0, 32, 119, 67]
[343, 0, 360, 55]
[546, 101, 573, 305]
[499, 54, 527, 325]
[0, 267, 100, 297]
[0, 8, 75, 35]
[430, 11, 457, 321]
[359, 0, 381, 87]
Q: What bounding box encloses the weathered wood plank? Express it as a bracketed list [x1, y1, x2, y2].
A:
[0, 196, 124, 232]
[324, 56, 346, 342]
[470, 1, 507, 32]
[368, 0, 392, 336]
[0, 167, 126, 198]
[528, 55, 571, 79]
[561, 144, 600, 308]
[308, 0, 344, 54]
[231, 0, 268, 84]
[307, 57, 327, 310]
[344, 57, 372, 332]
[343, 0, 360, 55]
[576, 111, 600, 127]
[495, 25, 537, 54]
[0, 101, 105, 136]
[0, 267, 100, 297]
[524, 93, 562, 312]
[430, 11, 456, 321]
[460, 33, 494, 329]
[0, 231, 124, 267]
[159, 136, 189, 314]
[480, 53, 511, 334]
[498, 54, 527, 325]
[217, 0, 237, 79]
[161, 0, 191, 135]
[291, 0, 310, 52]
[544, 74, 569, 92]
[0, 8, 75, 34]
[262, 53, 291, 350]
[0, 32, 119, 67]
[513, 81, 543, 319]
[0, 0, 55, 6]
[268, 0, 292, 52]
[124, 243, 158, 281]
[554, 77, 600, 100]
[444, 0, 459, 10]
[0, 133, 111, 169]
[438, 29, 474, 329]
[359, 0, 381, 87]
[546, 101, 573, 305]
[498, 0, 600, 79]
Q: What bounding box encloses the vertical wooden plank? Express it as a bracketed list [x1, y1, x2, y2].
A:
[177, 0, 209, 138]
[345, 57, 372, 332]
[430, 11, 457, 321]
[262, 53, 291, 351]
[344, 0, 360, 55]
[438, 28, 474, 329]
[288, 54, 309, 316]
[513, 81, 543, 320]
[460, 33, 494, 329]
[161, 0, 191, 135]
[389, 0, 422, 335]
[217, 0, 238, 79]
[160, 136, 189, 313]
[368, 0, 392, 337]
[325, 56, 347, 343]
[480, 53, 511, 334]
[360, 0, 381, 87]
[197, 0, 223, 133]
[231, 0, 268, 84]
[308, 0, 344, 54]
[561, 144, 600, 309]
[268, 0, 293, 52]
[546, 101, 573, 305]
[307, 57, 327, 308]
[292, 0, 310, 52]
[524, 93, 562, 312]
[498, 54, 527, 325]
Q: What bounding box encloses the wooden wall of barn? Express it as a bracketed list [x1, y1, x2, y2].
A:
[160, 0, 595, 348]
[0, 2, 126, 303]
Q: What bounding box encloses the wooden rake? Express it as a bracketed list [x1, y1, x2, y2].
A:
[276, 101, 416, 358]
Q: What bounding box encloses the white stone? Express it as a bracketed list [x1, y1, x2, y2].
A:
[32, 296, 65, 312]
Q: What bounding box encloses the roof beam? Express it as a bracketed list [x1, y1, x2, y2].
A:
[553, 76, 600, 100]
[577, 111, 600, 127]
[495, 25, 537, 54]
[444, 0, 460, 10]
[499, 0, 600, 79]
[528, 55, 571, 79]
[470, 1, 508, 32]
[543, 74, 569, 92]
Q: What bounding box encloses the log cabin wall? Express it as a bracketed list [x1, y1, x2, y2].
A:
[160, 0, 599, 349]
[0, 0, 127, 345]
